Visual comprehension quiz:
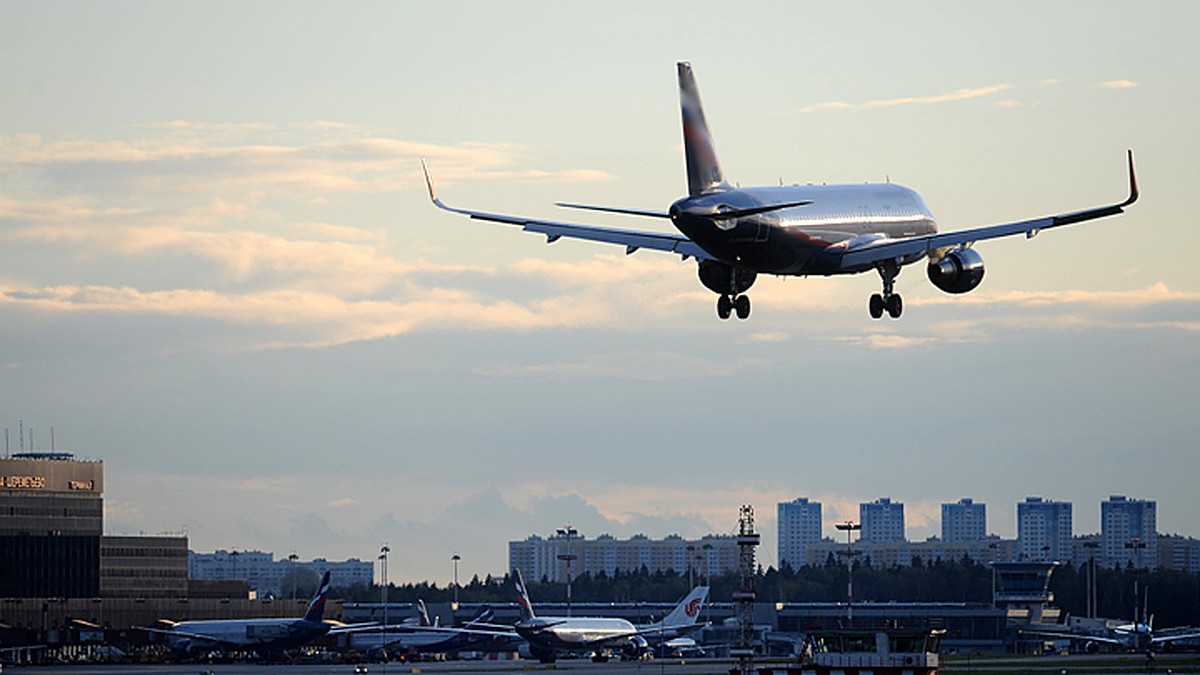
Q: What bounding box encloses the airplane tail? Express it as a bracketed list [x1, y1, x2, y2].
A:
[678, 61, 728, 196]
[417, 598, 432, 627]
[303, 571, 332, 623]
[513, 569, 536, 621]
[466, 604, 495, 626]
[663, 586, 709, 628]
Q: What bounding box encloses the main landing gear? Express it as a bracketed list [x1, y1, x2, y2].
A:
[698, 260, 756, 321]
[869, 260, 903, 319]
[717, 293, 751, 320]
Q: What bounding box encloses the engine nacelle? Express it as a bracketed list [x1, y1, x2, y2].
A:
[697, 260, 756, 295]
[927, 247, 985, 294]
[623, 635, 650, 659]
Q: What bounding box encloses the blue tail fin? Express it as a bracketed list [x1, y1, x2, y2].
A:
[467, 604, 495, 626]
[303, 571, 332, 623]
[678, 62, 728, 196]
[512, 569, 536, 621]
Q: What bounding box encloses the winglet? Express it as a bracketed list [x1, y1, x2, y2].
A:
[420, 158, 439, 204]
[1121, 149, 1139, 208]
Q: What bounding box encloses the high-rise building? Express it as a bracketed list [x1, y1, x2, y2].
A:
[1017, 496, 1072, 562]
[1101, 495, 1157, 569]
[942, 498, 987, 542]
[778, 498, 823, 570]
[0, 453, 103, 597]
[860, 497, 905, 543]
[509, 531, 740, 583]
[188, 550, 373, 597]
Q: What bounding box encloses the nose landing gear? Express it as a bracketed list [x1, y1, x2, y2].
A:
[870, 260, 903, 319]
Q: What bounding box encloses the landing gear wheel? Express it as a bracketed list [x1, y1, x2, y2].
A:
[734, 294, 751, 320]
[717, 295, 733, 320]
[869, 293, 885, 319]
[886, 293, 903, 319]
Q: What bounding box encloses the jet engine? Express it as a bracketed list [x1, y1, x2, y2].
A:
[927, 247, 985, 294]
[623, 635, 650, 659]
[697, 260, 756, 295]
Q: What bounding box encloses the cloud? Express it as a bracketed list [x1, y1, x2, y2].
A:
[788, 84, 1013, 114]
[1096, 80, 1139, 90]
[0, 126, 609, 199]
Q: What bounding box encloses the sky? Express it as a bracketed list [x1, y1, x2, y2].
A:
[2, 2, 1198, 585]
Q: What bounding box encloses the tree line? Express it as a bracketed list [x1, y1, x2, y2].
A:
[327, 558, 1200, 627]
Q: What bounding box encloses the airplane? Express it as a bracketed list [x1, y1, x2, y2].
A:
[423, 61, 1138, 320]
[349, 602, 521, 659]
[1021, 584, 1200, 653]
[633, 585, 710, 645]
[510, 568, 707, 663]
[147, 571, 375, 660]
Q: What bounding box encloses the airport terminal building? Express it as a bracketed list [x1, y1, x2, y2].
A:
[0, 453, 104, 598]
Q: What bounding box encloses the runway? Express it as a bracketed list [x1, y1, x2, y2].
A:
[7, 653, 1200, 675]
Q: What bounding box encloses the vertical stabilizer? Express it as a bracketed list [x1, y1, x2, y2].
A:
[678, 62, 728, 196]
[304, 571, 332, 623]
[663, 586, 709, 628]
[513, 568, 536, 621]
[417, 598, 432, 627]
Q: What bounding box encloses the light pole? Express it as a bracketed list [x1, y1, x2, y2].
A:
[379, 543, 390, 670]
[686, 544, 696, 588]
[288, 552, 299, 601]
[451, 553, 461, 611]
[1083, 539, 1100, 618]
[835, 521, 862, 625]
[555, 526, 580, 616]
[1125, 537, 1147, 570]
[702, 543, 713, 625]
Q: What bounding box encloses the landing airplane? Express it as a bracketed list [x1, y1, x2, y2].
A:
[423, 62, 1137, 320]
[510, 569, 707, 663]
[147, 571, 374, 660]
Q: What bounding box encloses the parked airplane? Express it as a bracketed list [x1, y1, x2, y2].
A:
[349, 603, 520, 659]
[424, 62, 1137, 320]
[147, 571, 374, 660]
[1022, 585, 1200, 652]
[510, 569, 707, 663]
[634, 585, 710, 645]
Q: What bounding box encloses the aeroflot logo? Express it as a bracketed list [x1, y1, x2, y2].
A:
[685, 598, 702, 617]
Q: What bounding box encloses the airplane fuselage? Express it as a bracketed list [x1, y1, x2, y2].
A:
[517, 616, 639, 652]
[669, 182, 937, 276]
[349, 627, 515, 655]
[167, 618, 329, 654]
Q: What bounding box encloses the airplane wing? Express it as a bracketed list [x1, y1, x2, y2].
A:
[141, 626, 245, 649]
[838, 151, 1138, 269]
[422, 161, 714, 261]
[326, 621, 383, 634]
[1152, 629, 1200, 645]
[1017, 627, 1124, 646]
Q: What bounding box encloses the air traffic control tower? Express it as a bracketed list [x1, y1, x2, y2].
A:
[0, 453, 103, 597]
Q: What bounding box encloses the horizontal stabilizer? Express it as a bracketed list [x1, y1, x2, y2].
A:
[556, 202, 671, 219]
[707, 200, 812, 221]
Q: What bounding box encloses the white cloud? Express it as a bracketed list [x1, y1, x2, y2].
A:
[788, 84, 1013, 114]
[1096, 79, 1139, 90]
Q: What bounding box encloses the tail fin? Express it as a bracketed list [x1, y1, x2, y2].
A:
[303, 571, 332, 623]
[513, 568, 536, 621]
[678, 62, 727, 196]
[467, 604, 495, 626]
[417, 598, 432, 627]
[663, 586, 709, 627]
